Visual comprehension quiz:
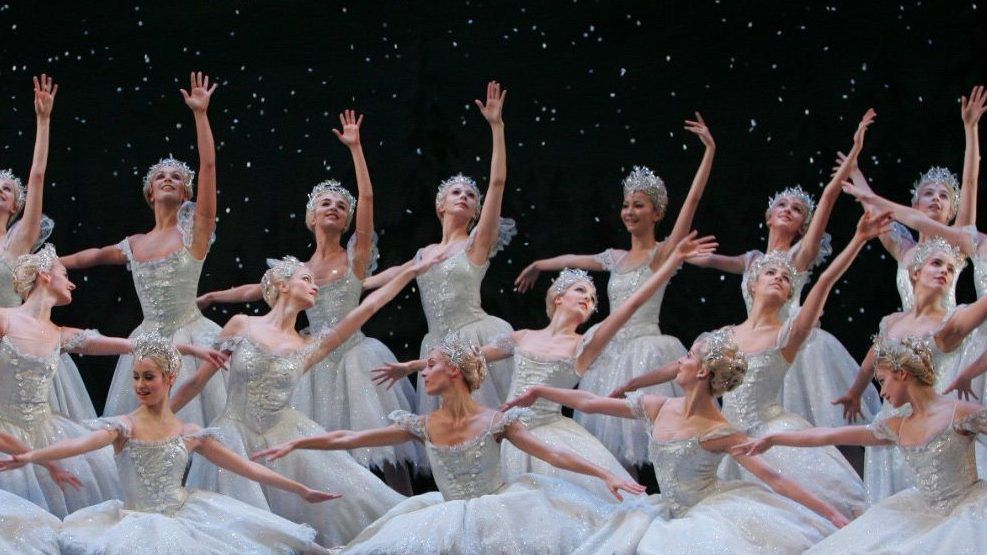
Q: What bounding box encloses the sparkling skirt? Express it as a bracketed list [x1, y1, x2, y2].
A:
[0, 489, 61, 555]
[49, 354, 97, 422]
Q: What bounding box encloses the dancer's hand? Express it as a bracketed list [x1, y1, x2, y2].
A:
[180, 72, 218, 113]
[604, 473, 647, 501]
[683, 112, 714, 149]
[852, 108, 876, 149]
[962, 85, 987, 128]
[0, 454, 28, 472]
[827, 511, 850, 529]
[301, 487, 343, 503]
[730, 436, 774, 457]
[332, 110, 364, 148]
[196, 293, 214, 310]
[371, 362, 417, 389]
[179, 344, 230, 370]
[43, 462, 83, 492]
[608, 383, 631, 398]
[33, 74, 57, 119]
[410, 250, 449, 276]
[832, 392, 863, 423]
[673, 231, 718, 262]
[514, 262, 542, 293]
[943, 373, 980, 401]
[475, 81, 507, 125]
[831, 151, 857, 178]
[499, 387, 540, 411]
[251, 441, 296, 462]
[854, 210, 893, 241]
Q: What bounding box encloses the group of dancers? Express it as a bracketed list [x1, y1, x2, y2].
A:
[1, 72, 986, 554]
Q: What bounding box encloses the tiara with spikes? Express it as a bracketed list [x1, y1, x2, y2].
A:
[748, 250, 798, 283]
[0, 169, 25, 214]
[911, 166, 960, 217]
[306, 180, 356, 225]
[437, 331, 476, 369]
[767, 186, 816, 222]
[872, 335, 935, 384]
[132, 331, 183, 377]
[434, 173, 483, 210]
[910, 236, 966, 273]
[34, 243, 58, 273]
[142, 157, 195, 202]
[549, 268, 594, 296]
[261, 256, 304, 306]
[622, 165, 668, 215]
[698, 327, 745, 368]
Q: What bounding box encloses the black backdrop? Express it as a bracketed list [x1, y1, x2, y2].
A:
[0, 1, 984, 412]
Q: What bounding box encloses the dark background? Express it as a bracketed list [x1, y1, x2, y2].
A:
[0, 1, 984, 412]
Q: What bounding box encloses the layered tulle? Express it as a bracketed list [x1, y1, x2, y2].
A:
[0, 489, 61, 555]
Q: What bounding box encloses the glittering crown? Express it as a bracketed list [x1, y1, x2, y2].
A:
[767, 186, 816, 222]
[434, 173, 482, 210]
[911, 166, 960, 217]
[622, 166, 668, 215]
[748, 250, 798, 283]
[132, 331, 183, 377]
[0, 169, 25, 214]
[261, 256, 304, 306]
[437, 331, 475, 369]
[34, 243, 58, 274]
[698, 328, 744, 368]
[910, 236, 966, 273]
[142, 157, 195, 202]
[549, 268, 594, 296]
[872, 335, 935, 384]
[306, 180, 356, 225]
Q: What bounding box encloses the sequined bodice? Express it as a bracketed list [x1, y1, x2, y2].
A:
[124, 247, 206, 333]
[507, 351, 580, 427]
[608, 262, 668, 339]
[649, 435, 730, 516]
[220, 337, 309, 433]
[0, 338, 59, 423]
[973, 256, 987, 298]
[0, 258, 21, 308]
[415, 250, 490, 334]
[305, 267, 364, 359]
[117, 436, 192, 514]
[721, 347, 789, 431]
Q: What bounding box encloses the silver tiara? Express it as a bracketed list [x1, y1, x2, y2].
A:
[142, 157, 195, 201]
[698, 327, 744, 367]
[911, 166, 960, 216]
[622, 166, 668, 215]
[550, 268, 594, 296]
[0, 169, 26, 213]
[132, 331, 183, 377]
[34, 243, 58, 273]
[261, 255, 304, 305]
[910, 236, 966, 272]
[437, 331, 476, 369]
[748, 250, 798, 283]
[434, 173, 482, 209]
[767, 186, 816, 221]
[306, 180, 356, 225]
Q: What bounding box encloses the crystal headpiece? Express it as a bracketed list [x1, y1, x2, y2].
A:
[872, 335, 935, 384]
[142, 157, 195, 204]
[698, 328, 744, 368]
[33, 243, 58, 274]
[132, 331, 183, 377]
[911, 166, 960, 217]
[306, 180, 356, 226]
[437, 331, 475, 369]
[622, 166, 668, 215]
[261, 256, 304, 306]
[435, 173, 483, 211]
[909, 236, 966, 273]
[549, 268, 594, 296]
[767, 186, 816, 228]
[0, 169, 26, 214]
[748, 250, 798, 283]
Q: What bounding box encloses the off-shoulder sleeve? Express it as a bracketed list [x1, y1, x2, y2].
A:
[776, 306, 802, 350]
[2, 215, 55, 253]
[742, 250, 764, 272]
[955, 409, 987, 436]
[61, 328, 101, 353]
[594, 249, 617, 272]
[86, 416, 133, 439]
[213, 335, 244, 353]
[888, 222, 917, 252]
[346, 231, 380, 276]
[466, 217, 517, 259]
[116, 237, 134, 268]
[490, 407, 532, 435]
[177, 201, 216, 249]
[867, 416, 899, 443]
[389, 410, 426, 440]
[491, 332, 516, 356]
[183, 427, 225, 443]
[624, 391, 652, 425]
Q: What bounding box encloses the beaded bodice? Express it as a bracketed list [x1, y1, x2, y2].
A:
[0, 338, 59, 423]
[304, 265, 364, 361]
[870, 409, 987, 513]
[972, 255, 987, 299]
[415, 249, 490, 334]
[508, 351, 580, 428]
[390, 408, 527, 501]
[595, 248, 667, 338]
[721, 344, 789, 431]
[218, 336, 312, 433]
[627, 393, 737, 516]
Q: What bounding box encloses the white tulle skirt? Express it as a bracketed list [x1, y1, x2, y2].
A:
[59, 490, 326, 555]
[954, 324, 987, 478]
[49, 354, 97, 421]
[780, 328, 882, 428]
[0, 489, 61, 555]
[187, 408, 404, 546]
[102, 315, 226, 426]
[575, 325, 685, 467]
[807, 481, 987, 554]
[501, 414, 634, 503]
[291, 332, 423, 471]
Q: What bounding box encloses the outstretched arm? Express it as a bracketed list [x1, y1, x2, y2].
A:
[501, 385, 640, 419]
[335, 110, 376, 280]
[944, 349, 987, 400]
[957, 85, 986, 226]
[503, 421, 646, 501]
[832, 346, 875, 423]
[576, 232, 716, 372]
[686, 252, 748, 274]
[610, 359, 679, 398]
[197, 283, 263, 309]
[653, 113, 716, 269]
[8, 75, 57, 257]
[937, 293, 987, 352]
[731, 425, 889, 458]
[171, 315, 247, 413]
[180, 72, 219, 260]
[782, 211, 890, 361]
[0, 428, 118, 470]
[467, 81, 508, 266]
[251, 425, 415, 462]
[514, 254, 604, 294]
[60, 244, 128, 270]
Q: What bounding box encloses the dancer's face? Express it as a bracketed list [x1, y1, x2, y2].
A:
[0, 179, 19, 216]
[42, 261, 76, 305]
[673, 342, 707, 391]
[281, 266, 319, 309]
[912, 183, 954, 224]
[132, 358, 175, 406]
[421, 349, 457, 395]
[912, 252, 958, 294]
[765, 196, 808, 236]
[621, 192, 662, 234]
[309, 192, 351, 233]
[875, 363, 909, 408]
[146, 165, 189, 206]
[751, 264, 793, 303]
[555, 281, 597, 322]
[438, 185, 479, 223]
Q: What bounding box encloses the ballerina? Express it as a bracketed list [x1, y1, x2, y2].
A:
[195, 111, 420, 491]
[376, 232, 716, 500]
[367, 81, 516, 413]
[512, 113, 715, 467]
[252, 333, 645, 555]
[688, 109, 882, 429]
[614, 212, 892, 518]
[60, 72, 226, 426]
[503, 328, 846, 555]
[0, 332, 332, 555]
[734, 336, 987, 554]
[172, 254, 441, 546]
[0, 244, 225, 517]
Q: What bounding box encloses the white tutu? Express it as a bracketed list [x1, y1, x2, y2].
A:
[0, 489, 61, 555]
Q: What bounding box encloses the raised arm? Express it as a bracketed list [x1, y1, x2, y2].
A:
[171, 316, 246, 413]
[956, 85, 986, 226]
[501, 384, 639, 419]
[197, 283, 263, 309]
[576, 232, 716, 372]
[792, 109, 876, 271]
[334, 110, 375, 280]
[653, 113, 716, 269]
[467, 81, 508, 266]
[937, 293, 987, 352]
[194, 436, 339, 503]
[514, 254, 604, 294]
[251, 425, 415, 463]
[180, 72, 218, 260]
[503, 420, 646, 501]
[781, 211, 890, 361]
[361, 259, 414, 291]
